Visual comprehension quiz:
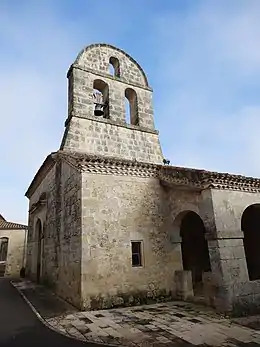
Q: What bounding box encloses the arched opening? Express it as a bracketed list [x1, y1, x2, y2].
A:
[109, 56, 120, 77]
[241, 204, 260, 281]
[180, 211, 211, 294]
[125, 88, 139, 125]
[35, 219, 43, 283]
[0, 237, 8, 262]
[93, 79, 109, 119]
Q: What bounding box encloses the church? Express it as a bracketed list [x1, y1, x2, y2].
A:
[25, 43, 260, 316]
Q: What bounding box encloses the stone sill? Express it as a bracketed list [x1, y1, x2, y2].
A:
[65, 113, 159, 135]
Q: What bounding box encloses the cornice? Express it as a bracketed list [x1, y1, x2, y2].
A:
[59, 151, 159, 178]
[158, 166, 260, 193]
[25, 150, 260, 199]
[200, 172, 260, 193]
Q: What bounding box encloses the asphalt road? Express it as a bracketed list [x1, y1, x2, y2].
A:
[0, 278, 106, 347]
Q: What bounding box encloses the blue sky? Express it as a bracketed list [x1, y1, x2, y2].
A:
[1, 0, 260, 224]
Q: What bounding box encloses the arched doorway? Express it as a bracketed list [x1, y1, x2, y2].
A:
[35, 219, 43, 283]
[180, 211, 211, 294]
[241, 204, 260, 281]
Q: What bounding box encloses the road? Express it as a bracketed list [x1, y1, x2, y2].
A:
[0, 278, 106, 347]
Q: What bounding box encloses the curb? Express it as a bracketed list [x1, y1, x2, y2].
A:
[10, 280, 119, 347]
[10, 281, 71, 337]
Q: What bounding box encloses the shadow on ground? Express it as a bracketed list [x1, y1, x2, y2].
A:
[0, 278, 104, 347]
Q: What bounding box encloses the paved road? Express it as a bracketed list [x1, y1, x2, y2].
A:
[0, 278, 105, 347]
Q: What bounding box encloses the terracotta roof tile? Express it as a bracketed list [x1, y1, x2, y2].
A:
[0, 215, 28, 230]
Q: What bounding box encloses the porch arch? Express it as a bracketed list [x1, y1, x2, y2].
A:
[173, 210, 211, 290]
[241, 203, 260, 281]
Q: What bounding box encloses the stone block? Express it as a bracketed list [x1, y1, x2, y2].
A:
[202, 272, 216, 307]
[174, 270, 194, 300]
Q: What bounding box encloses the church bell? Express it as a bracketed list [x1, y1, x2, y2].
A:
[94, 103, 104, 117]
[93, 91, 106, 117]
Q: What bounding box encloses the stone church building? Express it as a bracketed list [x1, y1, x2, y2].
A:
[25, 43, 260, 316]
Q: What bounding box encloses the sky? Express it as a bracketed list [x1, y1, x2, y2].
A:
[1, 0, 260, 224]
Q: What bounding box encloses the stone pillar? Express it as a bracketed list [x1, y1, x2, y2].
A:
[174, 270, 194, 300]
[199, 189, 249, 313]
[207, 231, 248, 312]
[202, 272, 216, 307]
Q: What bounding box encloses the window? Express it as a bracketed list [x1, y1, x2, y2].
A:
[131, 241, 142, 267]
[125, 88, 139, 125]
[109, 57, 120, 77]
[0, 237, 8, 262]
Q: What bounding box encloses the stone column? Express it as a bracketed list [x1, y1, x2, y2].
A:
[207, 231, 248, 312]
[169, 226, 194, 300]
[200, 189, 249, 313]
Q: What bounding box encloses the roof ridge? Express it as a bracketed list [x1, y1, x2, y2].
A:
[0, 218, 28, 230]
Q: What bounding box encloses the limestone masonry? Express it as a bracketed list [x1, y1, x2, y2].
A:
[0, 214, 27, 277]
[25, 43, 260, 316]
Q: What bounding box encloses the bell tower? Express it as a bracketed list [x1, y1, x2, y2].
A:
[60, 43, 163, 164]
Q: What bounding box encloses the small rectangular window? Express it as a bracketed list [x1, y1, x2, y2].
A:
[131, 241, 142, 267]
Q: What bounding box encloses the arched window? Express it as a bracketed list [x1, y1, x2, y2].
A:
[125, 88, 139, 125]
[241, 204, 260, 281]
[93, 79, 109, 119]
[109, 57, 120, 77]
[0, 237, 9, 262]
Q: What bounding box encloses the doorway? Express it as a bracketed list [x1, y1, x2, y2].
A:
[180, 211, 211, 295]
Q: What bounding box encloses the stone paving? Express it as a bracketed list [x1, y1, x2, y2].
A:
[13, 280, 260, 347]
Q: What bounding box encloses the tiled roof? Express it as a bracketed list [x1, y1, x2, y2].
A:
[0, 215, 28, 230]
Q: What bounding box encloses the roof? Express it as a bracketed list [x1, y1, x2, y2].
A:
[0, 214, 28, 230]
[25, 152, 57, 198]
[25, 150, 260, 198]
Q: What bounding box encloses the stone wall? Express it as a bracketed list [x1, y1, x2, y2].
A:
[0, 229, 27, 277]
[66, 67, 154, 128]
[80, 173, 203, 310]
[75, 44, 148, 87]
[61, 116, 163, 164]
[81, 173, 168, 309]
[210, 189, 260, 315]
[58, 161, 82, 307]
[26, 165, 56, 282]
[26, 160, 82, 308]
